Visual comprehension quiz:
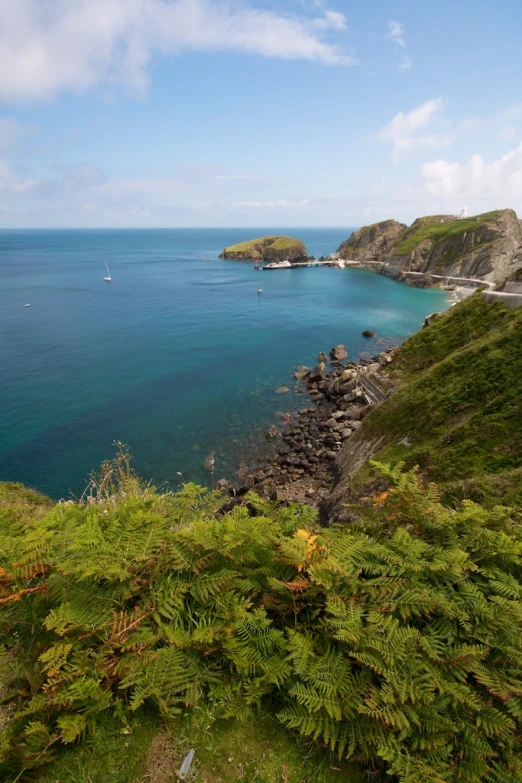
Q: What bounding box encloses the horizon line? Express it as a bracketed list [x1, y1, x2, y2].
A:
[0, 225, 360, 231]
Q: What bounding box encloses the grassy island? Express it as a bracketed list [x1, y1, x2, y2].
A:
[219, 235, 308, 262]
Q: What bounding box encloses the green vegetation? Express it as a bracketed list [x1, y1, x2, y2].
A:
[356, 295, 522, 506]
[221, 235, 307, 260]
[2, 448, 522, 783]
[35, 709, 160, 783]
[395, 211, 502, 256]
[223, 235, 299, 253]
[34, 707, 359, 783]
[0, 482, 53, 525]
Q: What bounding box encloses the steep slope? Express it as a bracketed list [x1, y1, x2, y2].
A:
[336, 219, 406, 265]
[219, 235, 308, 262]
[329, 294, 522, 515]
[336, 209, 522, 286]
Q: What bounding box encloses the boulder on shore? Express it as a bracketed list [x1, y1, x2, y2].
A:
[330, 345, 348, 361]
[266, 424, 280, 441]
[309, 362, 327, 381]
[219, 235, 308, 263]
[423, 312, 442, 328]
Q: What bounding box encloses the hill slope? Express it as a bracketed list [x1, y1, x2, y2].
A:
[219, 235, 308, 262]
[336, 209, 522, 286]
[329, 294, 522, 515]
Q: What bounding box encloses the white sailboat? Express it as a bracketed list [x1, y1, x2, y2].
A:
[103, 263, 112, 282]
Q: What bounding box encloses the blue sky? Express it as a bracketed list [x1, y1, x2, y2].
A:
[1, 0, 521, 228]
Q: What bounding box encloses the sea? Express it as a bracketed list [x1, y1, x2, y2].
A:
[0, 228, 450, 499]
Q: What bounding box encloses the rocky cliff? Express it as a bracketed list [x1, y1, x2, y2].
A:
[219, 235, 308, 262]
[336, 220, 406, 265]
[337, 209, 522, 287]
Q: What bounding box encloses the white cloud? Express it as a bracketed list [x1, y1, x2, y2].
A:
[0, 116, 40, 193]
[0, 159, 39, 193]
[376, 98, 452, 162]
[503, 104, 522, 123]
[0, 0, 353, 103]
[398, 57, 412, 73]
[0, 152, 273, 225]
[499, 125, 518, 143]
[96, 166, 261, 199]
[312, 10, 347, 30]
[386, 20, 405, 48]
[0, 117, 21, 150]
[233, 199, 310, 208]
[422, 144, 522, 207]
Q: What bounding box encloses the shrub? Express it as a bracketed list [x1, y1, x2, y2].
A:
[1, 456, 522, 782]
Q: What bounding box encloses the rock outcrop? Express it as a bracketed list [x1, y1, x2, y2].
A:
[330, 344, 348, 361]
[337, 220, 406, 265]
[336, 209, 522, 288]
[219, 235, 308, 262]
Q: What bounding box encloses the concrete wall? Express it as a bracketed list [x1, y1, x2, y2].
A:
[430, 275, 490, 289]
[503, 281, 522, 294]
[480, 291, 522, 308]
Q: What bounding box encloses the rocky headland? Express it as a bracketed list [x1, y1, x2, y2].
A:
[219, 235, 309, 263]
[216, 210, 522, 510]
[336, 208, 522, 290]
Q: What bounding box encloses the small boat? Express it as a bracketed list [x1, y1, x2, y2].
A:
[262, 259, 292, 270]
[103, 263, 112, 282]
[24, 303, 31, 307]
[257, 287, 263, 294]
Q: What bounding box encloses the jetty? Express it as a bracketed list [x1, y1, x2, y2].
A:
[262, 260, 339, 270]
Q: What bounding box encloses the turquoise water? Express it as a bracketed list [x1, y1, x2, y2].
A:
[0, 229, 449, 498]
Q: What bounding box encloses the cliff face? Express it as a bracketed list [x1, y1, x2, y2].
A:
[336, 209, 522, 287]
[336, 220, 406, 265]
[219, 235, 308, 262]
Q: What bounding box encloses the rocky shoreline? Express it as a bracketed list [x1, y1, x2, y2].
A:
[219, 342, 399, 508]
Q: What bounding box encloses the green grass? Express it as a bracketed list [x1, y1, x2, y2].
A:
[345, 294, 522, 506]
[223, 236, 306, 255]
[35, 708, 366, 783]
[395, 211, 502, 256]
[34, 710, 160, 783]
[0, 482, 53, 525]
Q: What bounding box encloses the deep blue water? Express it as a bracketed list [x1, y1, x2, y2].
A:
[0, 228, 449, 498]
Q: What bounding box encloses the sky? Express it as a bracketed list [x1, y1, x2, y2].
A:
[1, 0, 521, 228]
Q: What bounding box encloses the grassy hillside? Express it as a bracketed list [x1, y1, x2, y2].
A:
[0, 481, 53, 525]
[395, 211, 502, 255]
[3, 449, 522, 783]
[223, 236, 301, 254]
[339, 294, 522, 506]
[220, 235, 307, 260]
